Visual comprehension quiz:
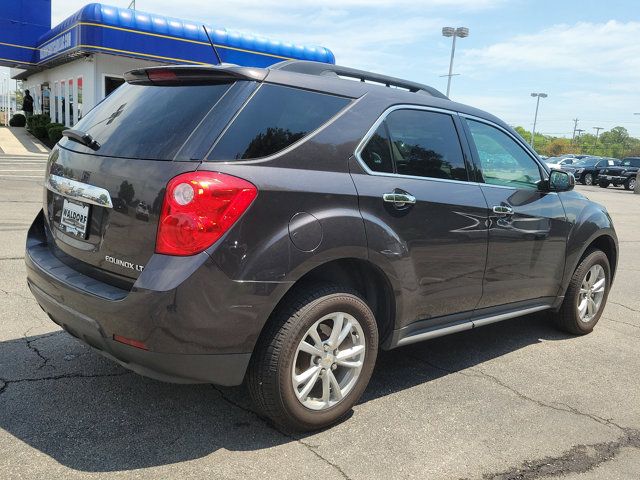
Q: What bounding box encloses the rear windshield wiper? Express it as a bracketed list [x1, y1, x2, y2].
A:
[62, 129, 101, 151]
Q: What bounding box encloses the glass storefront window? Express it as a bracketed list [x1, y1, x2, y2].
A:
[61, 80, 66, 126]
[68, 78, 74, 126]
[77, 77, 83, 121]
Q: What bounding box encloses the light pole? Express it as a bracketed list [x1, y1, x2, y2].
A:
[530, 93, 548, 149]
[442, 27, 469, 98]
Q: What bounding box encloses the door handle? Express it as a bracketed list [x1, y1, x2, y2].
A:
[492, 205, 514, 215]
[383, 192, 417, 207]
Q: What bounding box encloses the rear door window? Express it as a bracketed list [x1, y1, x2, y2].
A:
[360, 124, 394, 173]
[208, 84, 350, 161]
[384, 109, 468, 181]
[59, 82, 234, 160]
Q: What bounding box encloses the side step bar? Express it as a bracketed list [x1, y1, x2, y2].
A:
[391, 305, 550, 348]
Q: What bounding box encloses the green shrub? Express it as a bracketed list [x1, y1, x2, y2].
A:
[47, 122, 64, 133]
[48, 126, 66, 144]
[9, 114, 26, 127]
[33, 125, 49, 139]
[26, 114, 51, 132]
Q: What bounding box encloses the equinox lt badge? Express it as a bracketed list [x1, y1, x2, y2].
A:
[105, 255, 144, 272]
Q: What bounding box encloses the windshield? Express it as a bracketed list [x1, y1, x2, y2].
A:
[59, 82, 234, 160]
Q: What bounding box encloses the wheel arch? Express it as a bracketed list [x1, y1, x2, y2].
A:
[256, 258, 397, 351]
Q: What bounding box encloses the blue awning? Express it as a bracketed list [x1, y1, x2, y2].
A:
[0, 2, 335, 70]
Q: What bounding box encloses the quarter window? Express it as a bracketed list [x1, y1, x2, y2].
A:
[466, 119, 542, 189]
[209, 84, 350, 161]
[385, 109, 468, 181]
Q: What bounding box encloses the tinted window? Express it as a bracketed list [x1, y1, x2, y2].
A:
[360, 124, 393, 173]
[621, 158, 640, 167]
[60, 82, 233, 160]
[466, 119, 541, 189]
[210, 84, 349, 160]
[385, 110, 467, 181]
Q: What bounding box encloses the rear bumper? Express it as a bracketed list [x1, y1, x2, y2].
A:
[28, 280, 250, 385]
[25, 210, 285, 385]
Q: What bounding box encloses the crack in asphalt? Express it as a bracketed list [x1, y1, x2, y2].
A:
[210, 385, 353, 480]
[603, 315, 640, 330]
[0, 371, 132, 396]
[404, 353, 640, 479]
[479, 428, 640, 480]
[22, 329, 63, 370]
[0, 257, 24, 261]
[609, 301, 640, 313]
[0, 288, 34, 302]
[405, 353, 625, 432]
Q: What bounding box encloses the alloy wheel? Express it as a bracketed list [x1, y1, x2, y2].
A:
[584, 174, 593, 185]
[577, 264, 606, 323]
[291, 312, 366, 410]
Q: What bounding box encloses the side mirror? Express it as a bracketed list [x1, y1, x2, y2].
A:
[548, 169, 575, 192]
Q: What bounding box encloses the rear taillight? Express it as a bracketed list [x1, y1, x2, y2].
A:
[156, 171, 257, 256]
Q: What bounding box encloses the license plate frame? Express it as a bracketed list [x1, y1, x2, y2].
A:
[59, 198, 91, 239]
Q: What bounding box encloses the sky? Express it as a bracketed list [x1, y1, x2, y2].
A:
[4, 0, 640, 137]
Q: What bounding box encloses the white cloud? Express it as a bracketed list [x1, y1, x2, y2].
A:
[462, 20, 640, 81]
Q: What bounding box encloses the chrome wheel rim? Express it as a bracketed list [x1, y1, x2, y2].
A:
[291, 312, 366, 411]
[577, 264, 606, 323]
[585, 174, 592, 185]
[629, 179, 636, 189]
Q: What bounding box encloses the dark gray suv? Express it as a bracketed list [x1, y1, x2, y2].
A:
[26, 61, 618, 431]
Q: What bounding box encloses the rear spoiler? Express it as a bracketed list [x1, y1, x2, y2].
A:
[124, 65, 268, 85]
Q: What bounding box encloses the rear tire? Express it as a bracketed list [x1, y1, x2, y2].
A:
[247, 284, 378, 432]
[625, 177, 636, 191]
[553, 250, 610, 335]
[599, 181, 609, 188]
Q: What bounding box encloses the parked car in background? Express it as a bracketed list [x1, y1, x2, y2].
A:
[564, 156, 619, 185]
[599, 157, 640, 190]
[544, 156, 577, 170]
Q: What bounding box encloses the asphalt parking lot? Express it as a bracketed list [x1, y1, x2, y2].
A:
[0, 151, 639, 480]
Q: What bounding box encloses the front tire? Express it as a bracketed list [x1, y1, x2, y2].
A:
[553, 250, 610, 335]
[248, 284, 378, 431]
[583, 173, 593, 185]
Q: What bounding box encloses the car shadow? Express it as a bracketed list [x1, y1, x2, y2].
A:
[0, 312, 573, 472]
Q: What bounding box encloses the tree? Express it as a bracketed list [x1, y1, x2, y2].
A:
[117, 180, 135, 205]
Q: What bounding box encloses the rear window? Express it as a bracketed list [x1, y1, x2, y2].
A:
[60, 82, 233, 160]
[208, 84, 350, 161]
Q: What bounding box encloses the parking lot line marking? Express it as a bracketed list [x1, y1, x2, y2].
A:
[0, 170, 46, 172]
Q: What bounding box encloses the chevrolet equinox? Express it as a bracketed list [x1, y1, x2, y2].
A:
[26, 61, 618, 431]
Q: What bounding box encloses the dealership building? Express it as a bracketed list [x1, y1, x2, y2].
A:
[0, 1, 335, 127]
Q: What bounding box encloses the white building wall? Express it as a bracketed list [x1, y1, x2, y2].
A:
[19, 53, 166, 127]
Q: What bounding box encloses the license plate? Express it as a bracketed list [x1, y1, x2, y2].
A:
[59, 199, 90, 239]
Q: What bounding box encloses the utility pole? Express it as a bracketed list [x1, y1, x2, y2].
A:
[593, 126, 603, 142]
[572, 118, 579, 142]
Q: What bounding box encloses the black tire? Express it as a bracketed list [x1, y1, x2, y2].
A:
[583, 173, 593, 186]
[553, 249, 611, 335]
[247, 283, 378, 431]
[625, 177, 636, 191]
[599, 181, 609, 188]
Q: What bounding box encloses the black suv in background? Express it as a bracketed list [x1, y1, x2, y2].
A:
[563, 156, 619, 185]
[599, 157, 640, 190]
[26, 62, 618, 431]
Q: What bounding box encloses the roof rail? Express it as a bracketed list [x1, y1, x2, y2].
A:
[270, 60, 448, 99]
